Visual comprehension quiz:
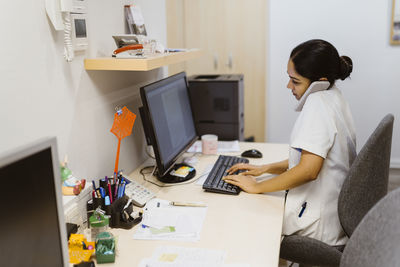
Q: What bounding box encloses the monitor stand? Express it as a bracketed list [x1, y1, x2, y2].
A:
[157, 163, 196, 183]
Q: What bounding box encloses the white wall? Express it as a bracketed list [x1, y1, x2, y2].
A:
[268, 0, 400, 167]
[0, 1, 166, 179]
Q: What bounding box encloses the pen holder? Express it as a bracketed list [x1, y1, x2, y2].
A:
[88, 196, 112, 216]
[109, 195, 142, 229]
[89, 177, 141, 229]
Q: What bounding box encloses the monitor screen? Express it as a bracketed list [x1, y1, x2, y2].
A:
[0, 137, 69, 266]
[140, 72, 197, 180]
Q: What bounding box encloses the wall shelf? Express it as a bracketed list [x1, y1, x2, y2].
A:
[84, 49, 202, 71]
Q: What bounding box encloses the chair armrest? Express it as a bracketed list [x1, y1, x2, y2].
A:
[280, 235, 343, 267]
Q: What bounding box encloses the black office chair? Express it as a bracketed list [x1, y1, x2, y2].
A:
[340, 186, 400, 267]
[280, 114, 394, 267]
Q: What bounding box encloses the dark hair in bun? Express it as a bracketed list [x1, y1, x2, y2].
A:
[338, 56, 353, 81]
[290, 39, 353, 85]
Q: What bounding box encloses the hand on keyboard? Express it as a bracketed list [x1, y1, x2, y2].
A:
[227, 163, 266, 176]
[202, 155, 249, 195]
[222, 174, 260, 194]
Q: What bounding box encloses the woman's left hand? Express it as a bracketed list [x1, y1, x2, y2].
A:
[223, 174, 260, 194]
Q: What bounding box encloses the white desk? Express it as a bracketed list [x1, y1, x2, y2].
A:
[100, 142, 288, 267]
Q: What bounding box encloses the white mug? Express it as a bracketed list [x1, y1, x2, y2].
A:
[201, 134, 218, 154]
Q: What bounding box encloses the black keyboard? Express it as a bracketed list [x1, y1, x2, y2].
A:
[203, 155, 249, 195]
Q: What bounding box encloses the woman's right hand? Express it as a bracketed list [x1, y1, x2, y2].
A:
[227, 163, 267, 176]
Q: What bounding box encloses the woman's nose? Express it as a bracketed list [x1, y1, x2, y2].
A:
[287, 81, 293, 89]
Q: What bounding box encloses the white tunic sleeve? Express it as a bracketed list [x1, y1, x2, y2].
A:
[290, 94, 337, 158]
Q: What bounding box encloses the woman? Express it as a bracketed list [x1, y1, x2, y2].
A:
[223, 39, 356, 246]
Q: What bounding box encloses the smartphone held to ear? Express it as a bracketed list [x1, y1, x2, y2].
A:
[295, 81, 330, 112]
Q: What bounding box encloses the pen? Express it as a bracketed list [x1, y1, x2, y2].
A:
[114, 176, 119, 199]
[117, 183, 123, 198]
[106, 177, 113, 204]
[93, 180, 101, 198]
[171, 201, 207, 207]
[99, 187, 105, 198]
[118, 181, 126, 198]
[121, 181, 126, 196]
[298, 202, 307, 217]
[92, 180, 96, 192]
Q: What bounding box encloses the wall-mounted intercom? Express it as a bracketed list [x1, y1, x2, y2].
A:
[45, 0, 89, 62]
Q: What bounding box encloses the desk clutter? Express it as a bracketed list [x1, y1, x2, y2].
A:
[68, 234, 95, 264]
[95, 232, 116, 264]
[68, 232, 115, 265]
[68, 172, 146, 265]
[87, 172, 144, 230]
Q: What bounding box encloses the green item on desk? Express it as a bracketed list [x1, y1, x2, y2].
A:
[95, 232, 115, 264]
[90, 211, 110, 240]
[89, 213, 109, 228]
[149, 226, 176, 235]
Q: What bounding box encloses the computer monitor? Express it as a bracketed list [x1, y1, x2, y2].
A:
[140, 72, 198, 183]
[0, 137, 69, 266]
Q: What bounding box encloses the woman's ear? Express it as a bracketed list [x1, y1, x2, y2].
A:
[319, 77, 328, 81]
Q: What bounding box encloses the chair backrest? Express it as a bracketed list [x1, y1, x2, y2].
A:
[338, 114, 394, 236]
[340, 186, 400, 267]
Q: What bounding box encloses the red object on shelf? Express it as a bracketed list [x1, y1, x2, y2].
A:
[112, 44, 144, 56]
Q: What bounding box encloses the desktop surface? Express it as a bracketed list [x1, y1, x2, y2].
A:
[91, 142, 288, 267]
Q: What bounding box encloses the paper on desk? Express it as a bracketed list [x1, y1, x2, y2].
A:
[195, 164, 214, 185]
[139, 259, 250, 267]
[133, 198, 207, 242]
[141, 208, 179, 229]
[138, 246, 226, 267]
[187, 140, 240, 153]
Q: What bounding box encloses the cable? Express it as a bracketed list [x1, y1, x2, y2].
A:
[139, 166, 204, 188]
[62, 12, 74, 62]
[145, 146, 155, 159]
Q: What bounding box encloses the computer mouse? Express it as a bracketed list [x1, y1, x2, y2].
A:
[241, 149, 263, 158]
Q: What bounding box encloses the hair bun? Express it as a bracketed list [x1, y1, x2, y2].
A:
[338, 56, 353, 80]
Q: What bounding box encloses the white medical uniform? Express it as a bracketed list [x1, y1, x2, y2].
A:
[282, 86, 357, 246]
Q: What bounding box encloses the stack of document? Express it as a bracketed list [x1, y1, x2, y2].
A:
[133, 199, 207, 242]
